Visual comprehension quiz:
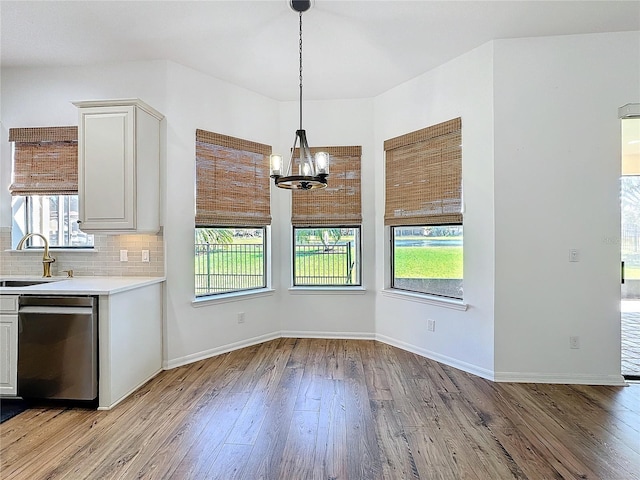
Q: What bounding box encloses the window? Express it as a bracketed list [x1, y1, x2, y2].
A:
[391, 225, 462, 299]
[9, 126, 94, 248]
[384, 118, 463, 298]
[14, 195, 93, 248]
[195, 227, 266, 296]
[195, 130, 271, 296]
[291, 146, 362, 287]
[294, 227, 361, 286]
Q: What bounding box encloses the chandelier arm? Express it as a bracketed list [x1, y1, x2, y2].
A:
[287, 131, 300, 176]
[298, 129, 313, 174]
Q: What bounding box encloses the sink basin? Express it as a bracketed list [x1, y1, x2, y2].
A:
[0, 280, 53, 287]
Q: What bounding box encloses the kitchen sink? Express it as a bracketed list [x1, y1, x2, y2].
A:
[0, 280, 54, 287]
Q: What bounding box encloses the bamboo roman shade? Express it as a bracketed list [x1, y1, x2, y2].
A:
[195, 129, 272, 227]
[384, 118, 462, 226]
[291, 146, 362, 227]
[8, 126, 78, 195]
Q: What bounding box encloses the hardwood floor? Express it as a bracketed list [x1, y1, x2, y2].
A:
[1, 338, 639, 479]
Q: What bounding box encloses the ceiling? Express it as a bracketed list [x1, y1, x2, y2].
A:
[2, 1, 639, 101]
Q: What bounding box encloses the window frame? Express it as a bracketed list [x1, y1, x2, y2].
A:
[292, 225, 362, 288]
[390, 224, 463, 300]
[383, 117, 464, 305]
[194, 226, 269, 298]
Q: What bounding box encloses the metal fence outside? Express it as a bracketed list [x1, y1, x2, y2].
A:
[294, 241, 354, 286]
[195, 241, 356, 295]
[195, 243, 265, 295]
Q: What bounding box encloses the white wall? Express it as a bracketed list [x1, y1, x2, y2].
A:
[162, 62, 282, 366]
[274, 98, 376, 337]
[493, 32, 639, 384]
[373, 43, 496, 378]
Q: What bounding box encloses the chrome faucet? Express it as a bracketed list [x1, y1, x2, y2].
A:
[16, 233, 56, 277]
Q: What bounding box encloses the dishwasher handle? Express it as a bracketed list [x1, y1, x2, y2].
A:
[19, 295, 96, 308]
[19, 306, 95, 315]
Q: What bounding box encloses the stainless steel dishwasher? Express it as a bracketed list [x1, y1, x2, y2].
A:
[18, 295, 98, 401]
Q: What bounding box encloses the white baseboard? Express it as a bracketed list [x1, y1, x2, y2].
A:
[280, 330, 375, 340]
[375, 333, 495, 381]
[163, 331, 281, 369]
[494, 372, 628, 386]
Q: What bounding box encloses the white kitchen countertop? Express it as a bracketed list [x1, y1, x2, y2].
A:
[0, 276, 165, 295]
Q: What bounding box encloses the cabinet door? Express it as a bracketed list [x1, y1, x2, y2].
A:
[78, 106, 136, 231]
[0, 315, 18, 396]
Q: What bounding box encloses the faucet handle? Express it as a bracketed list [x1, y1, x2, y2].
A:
[62, 269, 74, 278]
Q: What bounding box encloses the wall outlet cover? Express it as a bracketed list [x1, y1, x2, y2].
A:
[569, 336, 580, 349]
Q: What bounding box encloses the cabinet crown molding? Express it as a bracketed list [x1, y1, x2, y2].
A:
[72, 99, 164, 121]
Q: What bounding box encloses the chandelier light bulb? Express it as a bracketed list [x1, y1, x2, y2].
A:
[270, 154, 282, 176]
[315, 152, 329, 175]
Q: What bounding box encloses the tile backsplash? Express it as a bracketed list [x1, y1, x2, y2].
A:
[0, 227, 164, 277]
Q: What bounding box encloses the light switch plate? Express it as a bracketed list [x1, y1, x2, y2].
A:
[142, 250, 150, 262]
[120, 249, 128, 262]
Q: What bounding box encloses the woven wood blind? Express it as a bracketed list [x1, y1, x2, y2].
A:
[384, 118, 462, 226]
[8, 126, 78, 195]
[195, 129, 272, 227]
[291, 146, 362, 227]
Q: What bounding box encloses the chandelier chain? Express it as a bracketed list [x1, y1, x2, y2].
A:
[299, 11, 303, 131]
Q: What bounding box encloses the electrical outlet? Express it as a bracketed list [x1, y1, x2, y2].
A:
[427, 319, 436, 332]
[569, 248, 579, 262]
[120, 250, 128, 262]
[142, 250, 150, 262]
[569, 336, 580, 349]
[237, 312, 245, 324]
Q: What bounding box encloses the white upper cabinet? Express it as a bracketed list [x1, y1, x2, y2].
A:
[74, 99, 163, 234]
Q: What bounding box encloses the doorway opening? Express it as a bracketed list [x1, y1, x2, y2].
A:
[620, 110, 640, 379]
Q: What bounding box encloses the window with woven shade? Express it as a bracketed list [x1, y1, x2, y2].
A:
[9, 126, 93, 248]
[9, 126, 78, 196]
[195, 129, 272, 227]
[194, 129, 272, 297]
[291, 146, 362, 287]
[384, 118, 463, 300]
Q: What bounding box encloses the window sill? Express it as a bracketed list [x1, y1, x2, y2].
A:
[289, 286, 366, 295]
[381, 288, 468, 311]
[192, 288, 275, 307]
[6, 248, 97, 253]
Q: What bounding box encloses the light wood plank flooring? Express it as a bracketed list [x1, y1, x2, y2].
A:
[1, 338, 639, 479]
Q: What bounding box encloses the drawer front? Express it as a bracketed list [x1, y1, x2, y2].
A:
[0, 296, 19, 313]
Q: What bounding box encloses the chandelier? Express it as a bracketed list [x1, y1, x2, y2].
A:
[270, 0, 329, 190]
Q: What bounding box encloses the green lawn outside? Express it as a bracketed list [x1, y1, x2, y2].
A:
[195, 244, 463, 279]
[195, 247, 352, 278]
[195, 247, 264, 275]
[625, 265, 640, 280]
[393, 246, 463, 279]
